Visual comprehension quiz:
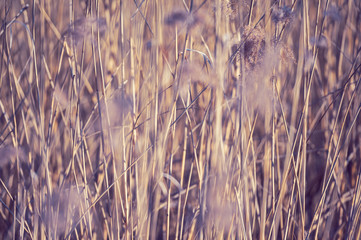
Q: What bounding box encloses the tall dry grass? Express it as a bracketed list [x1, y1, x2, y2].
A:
[0, 0, 361, 239]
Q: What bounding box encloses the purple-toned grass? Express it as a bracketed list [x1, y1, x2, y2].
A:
[0, 0, 361, 239]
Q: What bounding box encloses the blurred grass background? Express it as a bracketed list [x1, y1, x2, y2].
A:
[1, 0, 361, 239]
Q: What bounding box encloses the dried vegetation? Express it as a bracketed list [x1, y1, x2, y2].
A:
[0, 0, 361, 239]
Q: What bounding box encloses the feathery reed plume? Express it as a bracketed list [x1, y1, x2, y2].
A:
[165, 9, 211, 31]
[0, 146, 25, 167]
[324, 4, 342, 22]
[271, 5, 293, 25]
[64, 17, 107, 44]
[310, 35, 328, 48]
[242, 25, 266, 70]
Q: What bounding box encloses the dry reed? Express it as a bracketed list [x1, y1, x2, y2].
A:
[0, 0, 361, 239]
